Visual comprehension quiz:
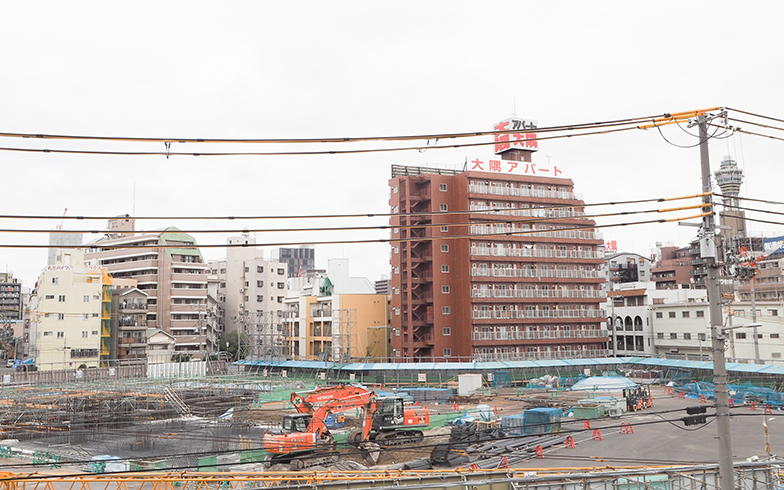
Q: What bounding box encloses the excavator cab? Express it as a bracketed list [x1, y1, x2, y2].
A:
[373, 397, 405, 430]
[282, 413, 312, 433]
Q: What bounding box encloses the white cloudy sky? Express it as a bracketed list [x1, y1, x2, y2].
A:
[1, 2, 783, 288]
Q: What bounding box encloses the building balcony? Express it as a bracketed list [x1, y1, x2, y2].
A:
[467, 184, 582, 201]
[472, 349, 609, 362]
[469, 247, 603, 260]
[471, 268, 601, 280]
[471, 309, 604, 320]
[471, 289, 604, 299]
[471, 329, 608, 342]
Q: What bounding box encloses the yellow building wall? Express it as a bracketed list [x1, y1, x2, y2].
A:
[338, 294, 389, 361]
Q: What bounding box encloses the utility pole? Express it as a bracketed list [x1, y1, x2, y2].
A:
[697, 114, 734, 490]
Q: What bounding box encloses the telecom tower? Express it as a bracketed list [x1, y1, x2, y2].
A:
[713, 155, 746, 237]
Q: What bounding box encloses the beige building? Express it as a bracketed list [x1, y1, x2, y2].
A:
[31, 250, 104, 371]
[85, 219, 209, 356]
[282, 259, 389, 361]
[146, 328, 176, 364]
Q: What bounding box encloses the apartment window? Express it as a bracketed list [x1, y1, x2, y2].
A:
[442, 306, 451, 315]
[441, 265, 449, 273]
[657, 332, 664, 339]
[394, 287, 400, 295]
[277, 268, 285, 275]
[668, 312, 676, 318]
[257, 280, 264, 287]
[440, 226, 449, 232]
[773, 353, 782, 359]
[441, 244, 449, 252]
[682, 311, 690, 318]
[655, 312, 663, 318]
[683, 333, 692, 340]
[257, 266, 264, 273]
[443, 348, 451, 357]
[93, 294, 100, 300]
[83, 314, 89, 320]
[45, 295, 54, 300]
[52, 277, 59, 285]
[82, 331, 88, 338]
[394, 267, 400, 274]
[277, 296, 283, 303]
[92, 330, 98, 335]
[736, 332, 747, 339]
[439, 183, 447, 192]
[220, 282, 226, 288]
[277, 283, 284, 289]
[670, 333, 677, 340]
[443, 327, 451, 335]
[698, 333, 706, 341]
[696, 310, 705, 318]
[220, 268, 226, 274]
[245, 281, 249, 287]
[58, 295, 66, 302]
[58, 314, 65, 321]
[257, 295, 264, 302]
[394, 246, 399, 254]
[442, 285, 450, 294]
[440, 204, 448, 212]
[244, 267, 249, 272]
[57, 331, 64, 338]
[770, 309, 779, 316]
[43, 331, 52, 336]
[92, 313, 99, 317]
[83, 295, 89, 302]
[392, 186, 398, 194]
[771, 333, 780, 339]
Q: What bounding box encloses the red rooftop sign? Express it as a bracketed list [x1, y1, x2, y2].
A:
[493, 117, 538, 154]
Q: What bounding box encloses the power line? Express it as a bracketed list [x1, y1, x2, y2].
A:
[0, 111, 697, 145]
[0, 126, 640, 157]
[0, 204, 710, 236]
[0, 192, 712, 221]
[715, 194, 784, 207]
[0, 213, 711, 250]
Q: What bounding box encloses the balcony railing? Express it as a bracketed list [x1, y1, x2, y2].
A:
[470, 247, 603, 260]
[471, 268, 601, 279]
[471, 309, 605, 320]
[471, 289, 604, 299]
[472, 349, 609, 362]
[469, 225, 602, 241]
[471, 329, 608, 341]
[468, 205, 587, 219]
[468, 184, 582, 201]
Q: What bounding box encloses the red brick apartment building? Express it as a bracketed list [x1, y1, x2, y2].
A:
[389, 165, 607, 362]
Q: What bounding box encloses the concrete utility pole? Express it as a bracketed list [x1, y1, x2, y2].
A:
[697, 114, 734, 490]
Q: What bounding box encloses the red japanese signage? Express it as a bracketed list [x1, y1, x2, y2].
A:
[605, 240, 618, 253]
[469, 157, 562, 176]
[493, 117, 538, 154]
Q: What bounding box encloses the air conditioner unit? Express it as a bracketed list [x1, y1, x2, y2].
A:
[239, 288, 245, 292]
[240, 304, 245, 308]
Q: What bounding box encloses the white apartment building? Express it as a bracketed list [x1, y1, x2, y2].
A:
[32, 250, 104, 371]
[282, 258, 386, 362]
[607, 281, 706, 358]
[725, 300, 784, 364]
[210, 235, 288, 358]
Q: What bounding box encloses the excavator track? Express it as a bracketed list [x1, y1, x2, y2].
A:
[370, 430, 424, 446]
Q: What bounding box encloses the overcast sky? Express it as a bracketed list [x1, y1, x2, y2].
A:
[1, 2, 783, 288]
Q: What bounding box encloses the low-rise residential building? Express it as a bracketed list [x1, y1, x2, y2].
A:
[726, 300, 784, 364]
[650, 299, 712, 360]
[31, 250, 105, 371]
[602, 252, 651, 293]
[607, 282, 706, 358]
[650, 245, 692, 290]
[146, 328, 176, 364]
[282, 259, 389, 362]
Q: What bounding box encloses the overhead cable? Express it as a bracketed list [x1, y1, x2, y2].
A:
[0, 212, 712, 250]
[0, 192, 713, 221]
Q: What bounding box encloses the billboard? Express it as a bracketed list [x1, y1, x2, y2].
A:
[493, 117, 538, 154]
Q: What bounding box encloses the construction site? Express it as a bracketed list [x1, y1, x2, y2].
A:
[1, 358, 784, 490]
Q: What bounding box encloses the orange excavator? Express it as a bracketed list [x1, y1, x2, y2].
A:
[263, 386, 430, 469]
[291, 384, 429, 444]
